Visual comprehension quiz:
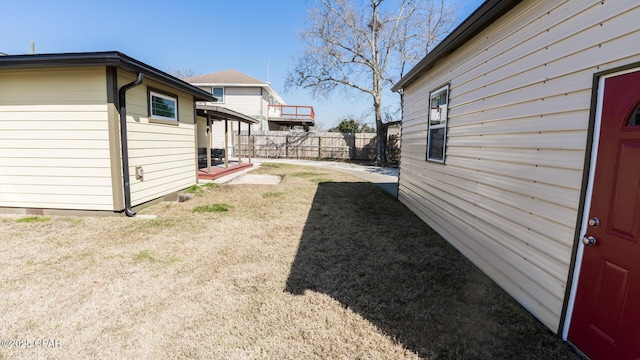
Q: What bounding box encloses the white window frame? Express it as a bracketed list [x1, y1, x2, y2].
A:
[149, 90, 178, 121]
[427, 84, 450, 163]
[212, 87, 225, 103]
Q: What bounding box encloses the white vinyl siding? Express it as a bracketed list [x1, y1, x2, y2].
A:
[196, 116, 208, 148]
[398, 0, 640, 333]
[210, 121, 228, 152]
[223, 87, 261, 118]
[0, 67, 113, 210]
[118, 72, 197, 206]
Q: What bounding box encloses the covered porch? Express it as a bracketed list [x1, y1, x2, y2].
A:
[196, 104, 259, 180]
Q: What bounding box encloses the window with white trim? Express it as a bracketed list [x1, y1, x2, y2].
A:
[212, 87, 224, 103]
[150, 91, 178, 121]
[427, 84, 449, 163]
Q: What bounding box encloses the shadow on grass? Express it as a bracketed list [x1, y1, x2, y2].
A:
[285, 182, 579, 360]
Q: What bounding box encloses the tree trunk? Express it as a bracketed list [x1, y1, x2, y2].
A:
[371, 1, 387, 166]
[374, 99, 387, 165]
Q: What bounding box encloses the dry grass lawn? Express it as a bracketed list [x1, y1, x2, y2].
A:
[0, 163, 579, 359]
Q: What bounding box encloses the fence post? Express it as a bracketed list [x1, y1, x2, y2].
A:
[248, 126, 252, 164]
[285, 135, 289, 158]
[250, 134, 254, 162]
[318, 136, 321, 159]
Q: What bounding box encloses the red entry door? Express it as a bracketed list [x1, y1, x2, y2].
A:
[568, 70, 640, 359]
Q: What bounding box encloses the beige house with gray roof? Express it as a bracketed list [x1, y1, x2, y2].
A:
[185, 70, 315, 155]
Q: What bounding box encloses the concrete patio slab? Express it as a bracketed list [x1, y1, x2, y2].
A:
[228, 174, 282, 185]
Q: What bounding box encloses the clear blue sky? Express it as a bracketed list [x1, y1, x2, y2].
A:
[0, 0, 484, 128]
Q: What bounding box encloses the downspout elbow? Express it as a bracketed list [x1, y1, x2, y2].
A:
[118, 73, 144, 217]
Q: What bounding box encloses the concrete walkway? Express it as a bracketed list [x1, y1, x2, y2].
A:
[214, 158, 399, 197]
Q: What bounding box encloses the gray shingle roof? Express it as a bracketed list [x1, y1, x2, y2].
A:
[184, 69, 266, 85]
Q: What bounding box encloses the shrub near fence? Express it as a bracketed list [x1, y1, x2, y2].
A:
[235, 131, 400, 163]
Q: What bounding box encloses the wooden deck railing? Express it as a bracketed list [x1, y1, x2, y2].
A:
[267, 105, 315, 121]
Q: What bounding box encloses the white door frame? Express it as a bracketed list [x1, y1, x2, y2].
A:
[562, 67, 640, 340]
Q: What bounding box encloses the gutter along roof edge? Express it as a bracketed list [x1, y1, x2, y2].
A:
[0, 51, 216, 102]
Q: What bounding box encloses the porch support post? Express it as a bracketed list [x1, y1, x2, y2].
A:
[238, 121, 242, 165]
[206, 117, 212, 174]
[248, 125, 252, 164]
[224, 119, 229, 168]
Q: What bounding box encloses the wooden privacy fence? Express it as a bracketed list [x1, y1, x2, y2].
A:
[235, 131, 400, 162]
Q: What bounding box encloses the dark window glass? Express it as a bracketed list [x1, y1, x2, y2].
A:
[628, 104, 640, 127]
[212, 87, 224, 103]
[428, 127, 445, 161]
[151, 96, 176, 119]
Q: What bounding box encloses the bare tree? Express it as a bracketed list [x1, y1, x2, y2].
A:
[286, 0, 458, 164]
[167, 67, 196, 79]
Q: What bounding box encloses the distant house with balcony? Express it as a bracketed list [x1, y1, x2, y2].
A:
[184, 69, 315, 155]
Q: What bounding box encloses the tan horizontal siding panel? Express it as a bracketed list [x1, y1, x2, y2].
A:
[126, 161, 194, 175]
[127, 147, 196, 158]
[0, 104, 108, 112]
[0, 130, 108, 140]
[400, 158, 579, 225]
[449, 111, 589, 137]
[0, 157, 110, 167]
[1, 183, 112, 196]
[398, 150, 426, 161]
[2, 92, 106, 105]
[0, 120, 108, 131]
[447, 130, 587, 151]
[452, 26, 640, 118]
[450, 91, 591, 126]
[0, 67, 106, 105]
[0, 175, 112, 187]
[130, 174, 194, 205]
[401, 160, 578, 230]
[127, 140, 194, 150]
[129, 169, 194, 188]
[452, 83, 591, 124]
[0, 139, 110, 149]
[0, 166, 111, 177]
[444, 156, 583, 189]
[402, 157, 580, 209]
[401, 121, 427, 131]
[10, 148, 111, 159]
[400, 140, 427, 149]
[0, 194, 113, 210]
[453, 3, 628, 103]
[0, 67, 105, 87]
[0, 111, 107, 123]
[128, 124, 194, 137]
[446, 147, 585, 170]
[126, 129, 195, 142]
[400, 137, 426, 146]
[127, 153, 194, 165]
